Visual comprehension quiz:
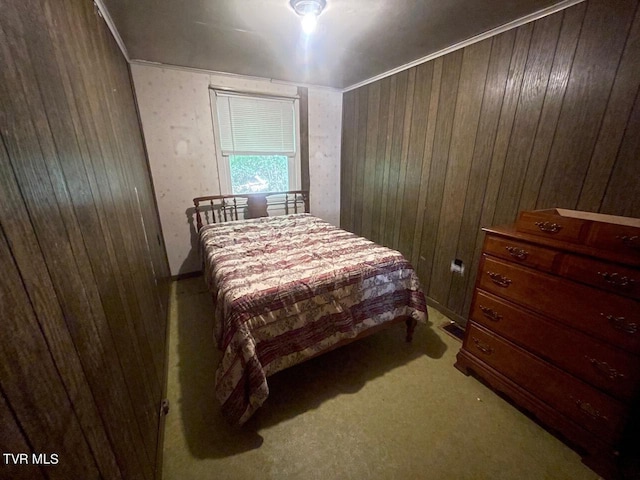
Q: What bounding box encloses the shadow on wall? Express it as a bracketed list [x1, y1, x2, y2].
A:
[178, 206, 202, 276]
[173, 276, 447, 459]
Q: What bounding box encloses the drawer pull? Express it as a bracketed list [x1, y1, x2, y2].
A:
[586, 356, 625, 380]
[597, 271, 636, 289]
[603, 314, 638, 335]
[574, 398, 608, 422]
[472, 337, 493, 354]
[534, 221, 563, 234]
[487, 272, 512, 288]
[505, 246, 529, 260]
[479, 305, 503, 322]
[616, 235, 640, 250]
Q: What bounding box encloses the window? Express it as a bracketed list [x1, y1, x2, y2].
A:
[211, 90, 300, 194]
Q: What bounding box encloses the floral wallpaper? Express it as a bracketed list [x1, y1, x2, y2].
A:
[131, 64, 342, 274]
[308, 88, 342, 227]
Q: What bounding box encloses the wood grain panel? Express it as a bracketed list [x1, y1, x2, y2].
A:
[578, 5, 640, 213]
[0, 133, 123, 480]
[369, 78, 391, 245]
[340, 0, 640, 323]
[536, 0, 637, 209]
[0, 225, 101, 480]
[416, 51, 463, 288]
[0, 390, 46, 480]
[428, 41, 491, 304]
[391, 68, 417, 250]
[352, 87, 369, 234]
[410, 60, 443, 264]
[81, 0, 165, 389]
[460, 23, 534, 317]
[92, 9, 168, 385]
[600, 89, 640, 218]
[382, 71, 408, 248]
[346, 89, 361, 234]
[517, 4, 586, 214]
[340, 91, 356, 231]
[0, 0, 169, 477]
[492, 13, 562, 226]
[448, 32, 515, 313]
[398, 63, 433, 260]
[361, 82, 381, 240]
[21, 4, 160, 463]
[76, 0, 169, 459]
[478, 23, 534, 227]
[1, 8, 153, 479]
[378, 76, 398, 245]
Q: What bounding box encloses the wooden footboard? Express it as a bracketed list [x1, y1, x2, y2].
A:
[194, 190, 309, 230]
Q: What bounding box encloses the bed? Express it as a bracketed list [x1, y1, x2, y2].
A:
[194, 191, 428, 424]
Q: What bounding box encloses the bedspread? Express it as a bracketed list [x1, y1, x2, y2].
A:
[200, 213, 427, 424]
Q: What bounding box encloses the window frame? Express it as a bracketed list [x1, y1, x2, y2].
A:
[209, 88, 302, 195]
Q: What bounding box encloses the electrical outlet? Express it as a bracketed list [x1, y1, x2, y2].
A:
[450, 259, 465, 276]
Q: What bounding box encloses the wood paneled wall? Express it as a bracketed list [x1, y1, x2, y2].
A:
[341, 0, 640, 323]
[0, 1, 170, 479]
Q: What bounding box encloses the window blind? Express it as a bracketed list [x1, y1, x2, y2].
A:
[214, 92, 296, 155]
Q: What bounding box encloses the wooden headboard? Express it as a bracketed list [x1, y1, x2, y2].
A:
[193, 190, 309, 230]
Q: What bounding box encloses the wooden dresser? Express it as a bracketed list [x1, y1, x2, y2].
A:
[455, 209, 640, 479]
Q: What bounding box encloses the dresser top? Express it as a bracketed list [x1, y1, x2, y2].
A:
[544, 208, 640, 228]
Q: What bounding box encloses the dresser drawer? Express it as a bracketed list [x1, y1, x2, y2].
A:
[516, 210, 588, 244]
[479, 255, 640, 353]
[560, 255, 640, 300]
[464, 323, 627, 443]
[586, 222, 640, 261]
[483, 234, 560, 273]
[471, 290, 640, 402]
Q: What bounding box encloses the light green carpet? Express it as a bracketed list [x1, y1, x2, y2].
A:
[162, 277, 599, 479]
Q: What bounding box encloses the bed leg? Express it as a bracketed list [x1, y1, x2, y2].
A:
[405, 317, 417, 343]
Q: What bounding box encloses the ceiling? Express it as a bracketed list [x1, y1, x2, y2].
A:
[103, 0, 572, 89]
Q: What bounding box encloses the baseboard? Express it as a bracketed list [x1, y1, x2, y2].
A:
[425, 297, 467, 326]
[171, 271, 203, 281]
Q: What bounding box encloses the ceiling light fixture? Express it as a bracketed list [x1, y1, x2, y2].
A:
[290, 0, 326, 35]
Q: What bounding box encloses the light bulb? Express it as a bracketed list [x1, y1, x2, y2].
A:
[301, 12, 317, 34]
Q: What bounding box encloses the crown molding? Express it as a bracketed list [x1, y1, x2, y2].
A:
[93, 0, 130, 61]
[343, 0, 585, 92]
